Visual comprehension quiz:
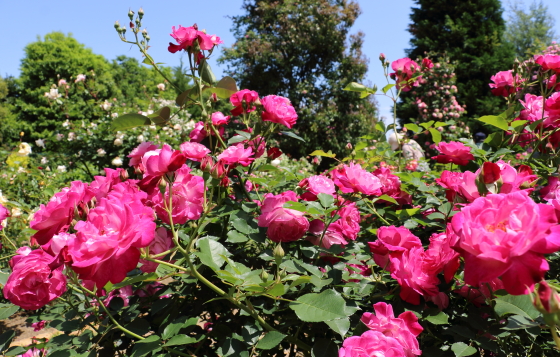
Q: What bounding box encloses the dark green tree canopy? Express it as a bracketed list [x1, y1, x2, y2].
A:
[404, 0, 515, 122]
[219, 0, 377, 158]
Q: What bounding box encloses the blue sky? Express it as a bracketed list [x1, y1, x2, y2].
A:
[1, 0, 559, 121]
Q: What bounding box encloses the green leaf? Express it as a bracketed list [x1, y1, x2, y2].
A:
[0, 330, 16, 354]
[325, 317, 350, 337]
[509, 120, 527, 129]
[494, 294, 540, 319]
[484, 131, 504, 148]
[478, 115, 508, 131]
[209, 76, 239, 99]
[377, 194, 398, 205]
[196, 237, 232, 271]
[375, 121, 386, 133]
[404, 123, 421, 133]
[148, 107, 171, 125]
[132, 335, 161, 357]
[451, 342, 477, 356]
[111, 113, 151, 131]
[198, 58, 217, 85]
[317, 193, 334, 208]
[227, 230, 249, 243]
[280, 131, 305, 142]
[164, 335, 201, 347]
[343, 82, 368, 92]
[289, 289, 349, 322]
[0, 304, 19, 320]
[256, 331, 286, 350]
[111, 273, 158, 290]
[162, 316, 190, 339]
[428, 128, 442, 144]
[309, 150, 336, 158]
[0, 271, 9, 287]
[425, 311, 449, 325]
[420, 121, 435, 129]
[382, 83, 395, 94]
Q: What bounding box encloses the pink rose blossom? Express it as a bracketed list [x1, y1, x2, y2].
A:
[261, 95, 298, 129]
[535, 54, 560, 73]
[489, 70, 521, 97]
[142, 144, 186, 177]
[422, 232, 460, 283]
[306, 219, 348, 248]
[89, 168, 126, 200]
[368, 226, 421, 269]
[335, 203, 361, 240]
[69, 184, 156, 288]
[128, 142, 158, 171]
[339, 330, 406, 357]
[545, 92, 560, 127]
[390, 58, 421, 92]
[4, 250, 67, 310]
[168, 25, 219, 53]
[30, 181, 94, 245]
[299, 175, 336, 201]
[230, 89, 259, 116]
[140, 227, 175, 273]
[519, 94, 546, 124]
[389, 246, 441, 304]
[374, 167, 412, 205]
[104, 285, 134, 308]
[451, 191, 560, 295]
[217, 144, 255, 167]
[211, 111, 230, 126]
[361, 302, 423, 357]
[179, 141, 211, 162]
[432, 141, 474, 165]
[189, 121, 208, 143]
[31, 320, 46, 331]
[17, 348, 46, 357]
[151, 165, 204, 225]
[541, 176, 560, 201]
[436, 170, 479, 203]
[258, 191, 309, 243]
[0, 203, 8, 230]
[332, 163, 382, 196]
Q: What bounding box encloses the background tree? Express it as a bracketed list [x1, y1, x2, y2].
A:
[219, 0, 377, 159]
[0, 77, 19, 148]
[504, 0, 557, 58]
[399, 0, 515, 126]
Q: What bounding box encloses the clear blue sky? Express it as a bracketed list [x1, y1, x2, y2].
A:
[1, 0, 558, 121]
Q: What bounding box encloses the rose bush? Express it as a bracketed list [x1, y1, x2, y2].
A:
[3, 9, 560, 357]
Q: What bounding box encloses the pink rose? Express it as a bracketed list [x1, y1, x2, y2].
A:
[368, 226, 421, 269]
[217, 143, 255, 167]
[335, 203, 361, 240]
[432, 141, 474, 166]
[545, 92, 560, 127]
[189, 121, 208, 143]
[455, 278, 504, 307]
[389, 246, 441, 304]
[140, 227, 175, 273]
[332, 163, 382, 196]
[390, 58, 421, 92]
[299, 175, 336, 201]
[535, 54, 560, 73]
[128, 142, 158, 171]
[361, 302, 423, 357]
[31, 320, 46, 331]
[306, 219, 348, 249]
[261, 95, 298, 129]
[211, 111, 230, 126]
[179, 141, 211, 162]
[104, 285, 134, 308]
[519, 94, 546, 124]
[541, 176, 560, 202]
[168, 25, 218, 53]
[142, 144, 186, 177]
[436, 170, 479, 203]
[69, 184, 156, 288]
[451, 191, 560, 295]
[489, 70, 521, 97]
[17, 348, 46, 357]
[258, 191, 309, 243]
[422, 232, 460, 283]
[339, 330, 406, 357]
[30, 181, 94, 245]
[4, 250, 67, 310]
[373, 167, 412, 205]
[89, 168, 125, 200]
[150, 165, 204, 225]
[0, 203, 8, 230]
[230, 89, 260, 116]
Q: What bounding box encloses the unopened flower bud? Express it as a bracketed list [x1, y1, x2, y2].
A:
[211, 92, 218, 102]
[346, 142, 352, 150]
[273, 243, 285, 267]
[260, 270, 269, 282]
[200, 156, 214, 172]
[142, 29, 148, 37]
[138, 7, 144, 18]
[379, 53, 386, 62]
[534, 281, 560, 326]
[114, 21, 120, 30]
[128, 9, 134, 20]
[120, 27, 127, 34]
